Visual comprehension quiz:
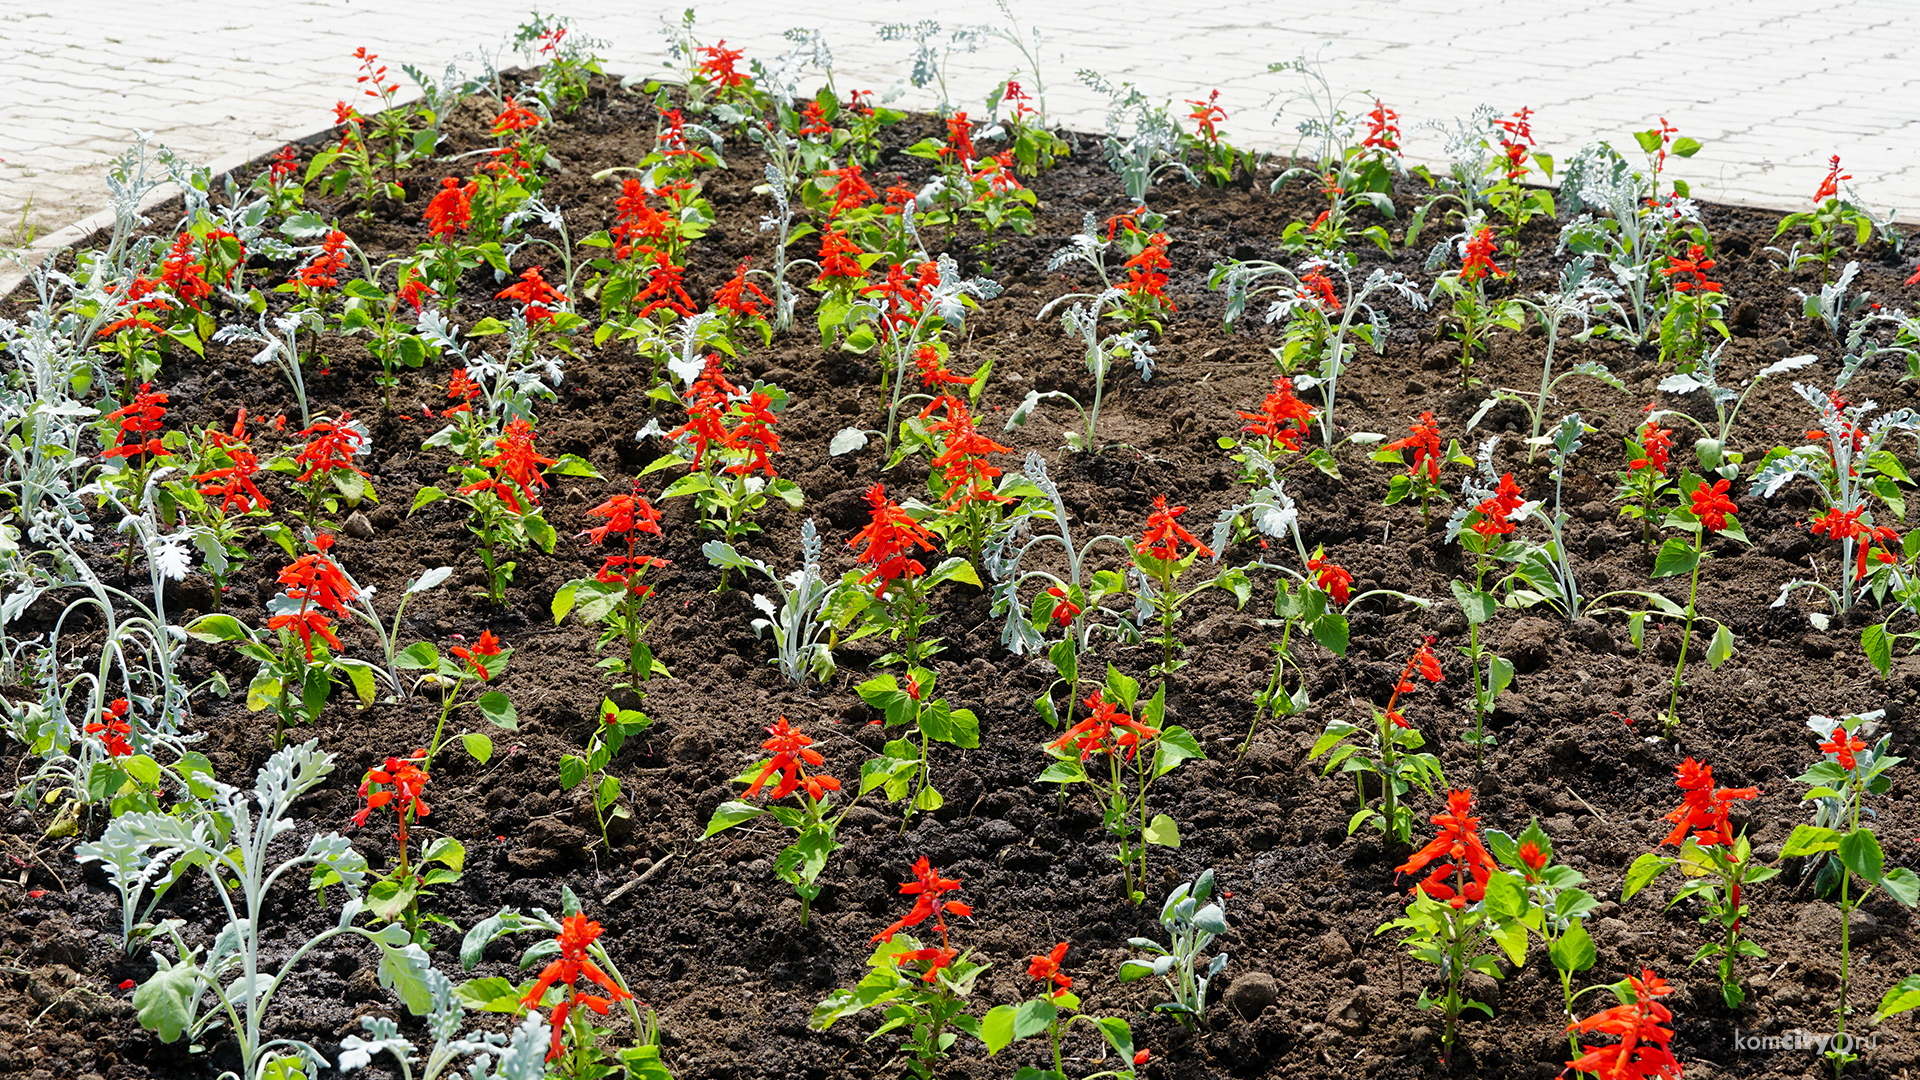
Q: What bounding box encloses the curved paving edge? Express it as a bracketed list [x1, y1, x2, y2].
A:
[4, 0, 1917, 299]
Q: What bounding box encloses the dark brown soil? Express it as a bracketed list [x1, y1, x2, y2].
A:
[6, 71, 1920, 1080]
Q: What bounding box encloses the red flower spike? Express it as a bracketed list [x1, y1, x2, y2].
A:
[695, 41, 748, 88]
[1385, 411, 1444, 484]
[722, 392, 782, 478]
[1660, 758, 1758, 854]
[584, 493, 663, 546]
[1396, 789, 1497, 903]
[849, 484, 939, 598]
[1238, 378, 1313, 453]
[496, 267, 567, 324]
[1121, 234, 1175, 311]
[100, 383, 172, 461]
[491, 97, 543, 137]
[1815, 154, 1850, 203]
[815, 228, 869, 285]
[1046, 585, 1081, 627]
[85, 698, 136, 757]
[1362, 99, 1401, 153]
[1822, 730, 1869, 772]
[1630, 418, 1674, 475]
[1135, 495, 1214, 562]
[519, 914, 634, 1061]
[1046, 690, 1160, 762]
[1460, 226, 1506, 283]
[746, 717, 839, 803]
[293, 412, 368, 483]
[1565, 968, 1680, 1080]
[423, 177, 476, 241]
[713, 260, 771, 318]
[1690, 478, 1736, 534]
[821, 160, 878, 218]
[1662, 243, 1722, 294]
[1028, 942, 1073, 998]
[448, 630, 502, 681]
[296, 231, 351, 291]
[352, 748, 430, 828]
[1306, 551, 1352, 606]
[871, 857, 969, 947]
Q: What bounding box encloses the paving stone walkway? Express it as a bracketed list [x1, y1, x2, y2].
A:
[3, 0, 1917, 286]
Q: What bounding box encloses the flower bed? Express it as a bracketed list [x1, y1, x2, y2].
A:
[6, 14, 1920, 1080]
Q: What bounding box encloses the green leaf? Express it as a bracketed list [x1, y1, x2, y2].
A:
[395, 641, 440, 669]
[1104, 665, 1140, 711]
[133, 955, 204, 1043]
[1490, 919, 1528, 966]
[1144, 814, 1181, 848]
[477, 690, 518, 730]
[123, 754, 162, 787]
[1482, 872, 1529, 919]
[1622, 852, 1674, 901]
[1450, 580, 1497, 626]
[522, 513, 555, 554]
[1883, 866, 1920, 907]
[185, 613, 251, 643]
[410, 486, 448, 513]
[1551, 920, 1597, 973]
[704, 800, 763, 837]
[1651, 537, 1702, 579]
[1013, 998, 1057, 1039]
[1672, 136, 1703, 158]
[1780, 824, 1843, 858]
[1865, 622, 1893, 679]
[461, 733, 493, 764]
[1840, 828, 1887, 884]
[368, 922, 435, 1014]
[422, 835, 466, 872]
[981, 1004, 1017, 1054]
[454, 975, 522, 1013]
[558, 754, 588, 790]
[1877, 975, 1920, 1023]
[1312, 611, 1349, 656]
[1705, 623, 1734, 668]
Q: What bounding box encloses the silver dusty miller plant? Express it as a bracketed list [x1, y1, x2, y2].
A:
[76, 742, 437, 1080]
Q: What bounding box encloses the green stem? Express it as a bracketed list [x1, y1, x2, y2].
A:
[1664, 533, 1705, 735]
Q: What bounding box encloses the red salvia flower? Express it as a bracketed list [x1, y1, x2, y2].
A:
[1028, 942, 1073, 998]
[1382, 638, 1445, 729]
[1396, 789, 1496, 906]
[1662, 243, 1722, 293]
[1690, 478, 1736, 533]
[448, 629, 503, 681]
[465, 418, 556, 512]
[193, 410, 267, 513]
[1385, 411, 1444, 483]
[352, 749, 430, 828]
[491, 97, 543, 137]
[860, 260, 940, 336]
[871, 857, 972, 955]
[1566, 968, 1680, 1080]
[520, 914, 634, 1062]
[1300, 269, 1342, 312]
[1122, 233, 1175, 311]
[821, 160, 878, 217]
[722, 391, 781, 478]
[1469, 473, 1526, 541]
[396, 268, 435, 313]
[914, 344, 974, 390]
[269, 145, 298, 182]
[96, 276, 167, 338]
[1362, 99, 1401, 153]
[1136, 494, 1214, 562]
[1660, 757, 1758, 854]
[713, 260, 771, 318]
[277, 538, 358, 619]
[695, 41, 747, 88]
[973, 151, 1023, 195]
[585, 493, 663, 546]
[849, 483, 939, 598]
[1630, 418, 1674, 474]
[423, 177, 476, 240]
[1814, 154, 1849, 203]
[296, 230, 351, 290]
[1046, 690, 1160, 762]
[942, 112, 977, 165]
[1459, 226, 1505, 283]
[1822, 730, 1870, 772]
[1237, 377, 1313, 453]
[443, 369, 482, 416]
[927, 398, 1013, 509]
[159, 232, 212, 312]
[1516, 841, 1549, 876]
[269, 609, 343, 659]
[1307, 551, 1352, 606]
[610, 179, 672, 259]
[293, 412, 369, 483]
[496, 266, 567, 324]
[797, 101, 833, 139]
[815, 228, 869, 285]
[1186, 90, 1226, 144]
[100, 383, 171, 461]
[633, 249, 698, 319]
[1046, 585, 1081, 626]
[882, 184, 916, 216]
[85, 698, 135, 758]
[747, 716, 841, 802]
